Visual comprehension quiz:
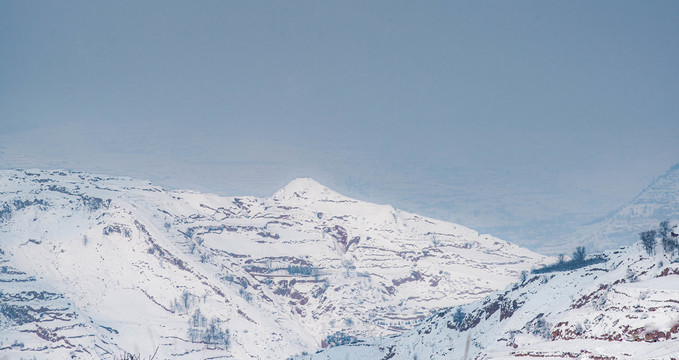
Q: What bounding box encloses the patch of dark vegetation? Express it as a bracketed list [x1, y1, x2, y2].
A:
[0, 199, 51, 224]
[532, 247, 607, 274]
[0, 304, 75, 325]
[523, 313, 551, 339]
[0, 291, 62, 302]
[0, 277, 36, 283]
[0, 204, 12, 223]
[46, 185, 73, 195]
[321, 331, 358, 348]
[641, 220, 678, 255]
[32, 178, 53, 183]
[13, 198, 49, 211]
[103, 224, 132, 238]
[188, 309, 230, 349]
[81, 196, 111, 212]
[381, 345, 397, 360]
[222, 274, 251, 288]
[287, 265, 318, 276]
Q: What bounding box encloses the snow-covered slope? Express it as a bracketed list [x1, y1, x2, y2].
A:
[0, 169, 549, 359]
[555, 164, 679, 254]
[0, 254, 122, 358]
[306, 221, 679, 360]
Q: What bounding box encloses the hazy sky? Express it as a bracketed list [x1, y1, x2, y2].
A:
[2, 1, 678, 252]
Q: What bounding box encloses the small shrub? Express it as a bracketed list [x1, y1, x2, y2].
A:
[191, 309, 207, 328]
[574, 323, 583, 335]
[529, 317, 551, 339]
[114, 347, 158, 360]
[287, 265, 317, 276]
[626, 267, 638, 282]
[640, 230, 657, 255]
[453, 307, 465, 327]
[660, 220, 677, 253]
[520, 271, 528, 283]
[557, 254, 565, 264]
[239, 288, 253, 303]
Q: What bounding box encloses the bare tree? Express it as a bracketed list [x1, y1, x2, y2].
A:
[572, 246, 586, 263]
[640, 230, 657, 255]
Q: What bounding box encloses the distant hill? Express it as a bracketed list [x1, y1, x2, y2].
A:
[545, 163, 679, 255]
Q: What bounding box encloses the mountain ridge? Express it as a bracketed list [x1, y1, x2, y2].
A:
[0, 169, 550, 359]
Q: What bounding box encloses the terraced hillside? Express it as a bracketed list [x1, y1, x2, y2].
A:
[306, 221, 679, 360]
[0, 169, 549, 358]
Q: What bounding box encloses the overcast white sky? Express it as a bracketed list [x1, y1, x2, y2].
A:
[2, 1, 678, 252]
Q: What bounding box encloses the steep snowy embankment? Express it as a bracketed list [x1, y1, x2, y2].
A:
[306, 222, 679, 360]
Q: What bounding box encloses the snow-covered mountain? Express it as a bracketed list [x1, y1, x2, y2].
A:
[0, 169, 549, 359]
[305, 221, 679, 360]
[553, 164, 679, 254]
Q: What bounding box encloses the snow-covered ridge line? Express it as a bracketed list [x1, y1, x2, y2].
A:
[0, 169, 550, 359]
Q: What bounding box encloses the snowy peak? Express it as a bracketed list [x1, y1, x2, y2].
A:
[273, 177, 352, 204]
